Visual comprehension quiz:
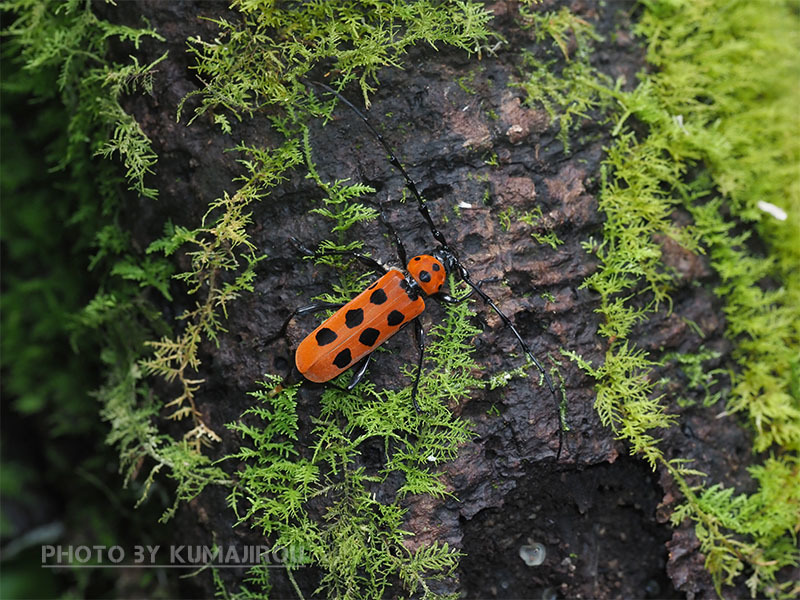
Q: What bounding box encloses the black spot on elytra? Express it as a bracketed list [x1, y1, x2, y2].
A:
[432, 263, 441, 271]
[345, 308, 364, 328]
[370, 288, 388, 304]
[359, 327, 380, 346]
[419, 270, 431, 283]
[387, 310, 404, 326]
[413, 256, 421, 261]
[316, 328, 337, 346]
[333, 348, 351, 368]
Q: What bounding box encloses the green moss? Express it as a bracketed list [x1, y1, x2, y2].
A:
[662, 347, 727, 408]
[7, 0, 798, 597]
[114, 1, 494, 597]
[496, 205, 564, 249]
[225, 289, 479, 598]
[1, 2, 197, 596]
[3, 0, 166, 198]
[178, 0, 493, 124]
[456, 67, 481, 95]
[512, 6, 609, 153]
[519, 1, 799, 596]
[141, 140, 299, 446]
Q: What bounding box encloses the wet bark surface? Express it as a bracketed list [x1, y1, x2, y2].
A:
[100, 1, 758, 598]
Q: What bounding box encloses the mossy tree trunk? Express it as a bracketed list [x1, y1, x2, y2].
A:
[91, 1, 779, 598]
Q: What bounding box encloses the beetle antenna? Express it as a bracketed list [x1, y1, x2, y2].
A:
[306, 79, 451, 251]
[304, 79, 564, 460]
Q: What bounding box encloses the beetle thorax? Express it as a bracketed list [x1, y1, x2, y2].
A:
[406, 254, 446, 296]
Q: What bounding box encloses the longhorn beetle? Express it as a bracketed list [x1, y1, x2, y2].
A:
[281, 80, 563, 457]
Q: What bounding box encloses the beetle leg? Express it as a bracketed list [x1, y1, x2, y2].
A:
[346, 353, 373, 391]
[410, 317, 426, 413]
[271, 301, 347, 343]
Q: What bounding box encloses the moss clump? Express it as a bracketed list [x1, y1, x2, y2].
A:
[3, 0, 167, 198]
[518, 1, 799, 596]
[7, 0, 797, 597]
[178, 0, 494, 128]
[5, 1, 496, 597]
[214, 127, 503, 597]
[2, 1, 195, 597]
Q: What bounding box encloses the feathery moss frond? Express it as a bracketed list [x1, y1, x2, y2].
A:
[529, 1, 799, 595]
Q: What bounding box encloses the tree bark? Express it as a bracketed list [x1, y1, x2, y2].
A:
[101, 1, 756, 597]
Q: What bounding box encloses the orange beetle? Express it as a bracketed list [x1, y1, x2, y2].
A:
[296, 255, 445, 384]
[280, 81, 562, 455]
